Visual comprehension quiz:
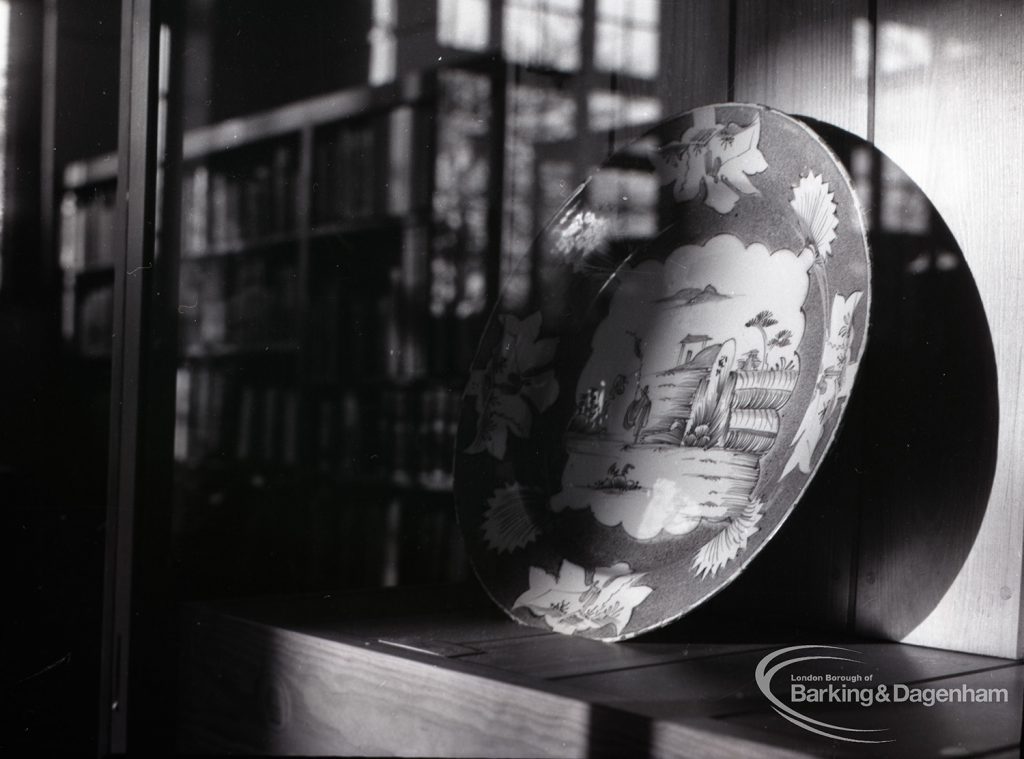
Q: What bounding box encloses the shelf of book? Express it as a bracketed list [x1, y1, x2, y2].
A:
[309, 212, 424, 240]
[61, 58, 508, 595]
[181, 232, 301, 261]
[179, 342, 301, 361]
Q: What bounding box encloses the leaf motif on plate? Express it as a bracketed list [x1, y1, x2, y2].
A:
[783, 291, 864, 477]
[651, 108, 768, 214]
[513, 560, 653, 637]
[791, 171, 839, 259]
[481, 482, 544, 553]
[692, 499, 765, 579]
[464, 311, 560, 460]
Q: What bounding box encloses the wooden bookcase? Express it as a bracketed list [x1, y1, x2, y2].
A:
[61, 60, 509, 596]
[60, 157, 118, 358]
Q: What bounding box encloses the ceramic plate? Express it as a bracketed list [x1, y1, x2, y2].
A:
[454, 103, 871, 641]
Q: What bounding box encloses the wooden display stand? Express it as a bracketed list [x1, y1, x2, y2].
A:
[180, 586, 1023, 757]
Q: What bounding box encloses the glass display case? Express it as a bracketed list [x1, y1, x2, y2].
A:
[11, 0, 1022, 754]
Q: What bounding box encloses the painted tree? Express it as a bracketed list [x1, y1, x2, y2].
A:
[766, 328, 793, 367]
[744, 310, 778, 370]
[739, 349, 761, 370]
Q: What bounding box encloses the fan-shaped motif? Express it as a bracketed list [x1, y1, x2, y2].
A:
[482, 483, 543, 553]
[790, 172, 839, 258]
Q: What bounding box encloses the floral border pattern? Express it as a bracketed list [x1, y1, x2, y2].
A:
[464, 312, 560, 460]
[458, 104, 870, 640]
[513, 560, 653, 637]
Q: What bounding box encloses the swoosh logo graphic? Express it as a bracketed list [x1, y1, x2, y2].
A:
[754, 645, 893, 744]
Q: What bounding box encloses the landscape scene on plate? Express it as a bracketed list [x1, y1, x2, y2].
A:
[462, 107, 865, 637]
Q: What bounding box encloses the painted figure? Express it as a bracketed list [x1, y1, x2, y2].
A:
[623, 385, 652, 444]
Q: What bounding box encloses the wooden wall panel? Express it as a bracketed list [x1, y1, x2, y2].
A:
[726, 0, 1024, 659]
[657, 0, 731, 115]
[860, 0, 1024, 658]
[733, 0, 871, 138]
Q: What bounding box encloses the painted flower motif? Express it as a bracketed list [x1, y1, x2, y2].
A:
[464, 311, 559, 460]
[553, 209, 612, 272]
[512, 560, 653, 637]
[481, 483, 544, 553]
[783, 291, 864, 478]
[692, 500, 765, 580]
[651, 107, 768, 214]
[790, 171, 839, 259]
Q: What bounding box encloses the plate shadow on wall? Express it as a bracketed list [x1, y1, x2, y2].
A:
[673, 118, 999, 641]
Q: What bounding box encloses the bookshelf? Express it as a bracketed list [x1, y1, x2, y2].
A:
[59, 177, 117, 358]
[60, 61, 505, 595]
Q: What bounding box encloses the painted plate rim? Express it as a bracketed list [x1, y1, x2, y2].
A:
[454, 102, 873, 641]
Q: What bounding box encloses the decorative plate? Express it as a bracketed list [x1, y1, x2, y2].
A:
[453, 103, 871, 641]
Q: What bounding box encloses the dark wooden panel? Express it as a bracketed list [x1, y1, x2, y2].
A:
[861, 0, 1024, 658]
[313, 610, 551, 648]
[466, 636, 769, 680]
[180, 604, 817, 757]
[181, 607, 596, 757]
[180, 594, 1022, 756]
[657, 0, 731, 115]
[558, 640, 1012, 719]
[734, 0, 871, 137]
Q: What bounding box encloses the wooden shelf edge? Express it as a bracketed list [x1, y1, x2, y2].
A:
[180, 602, 818, 758]
[180, 341, 300, 360]
[63, 153, 118, 188]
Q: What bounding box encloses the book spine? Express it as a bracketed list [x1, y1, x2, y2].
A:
[272, 145, 293, 233]
[340, 389, 362, 479]
[262, 385, 280, 463]
[382, 268, 402, 380]
[225, 172, 242, 244]
[381, 498, 401, 587]
[400, 225, 428, 379]
[208, 368, 226, 456]
[316, 397, 336, 475]
[173, 368, 192, 463]
[210, 171, 228, 247]
[372, 389, 390, 482]
[96, 194, 115, 266]
[193, 367, 211, 460]
[360, 122, 376, 218]
[236, 384, 255, 461]
[59, 194, 80, 341]
[178, 266, 201, 350]
[416, 387, 437, 489]
[387, 107, 413, 215]
[200, 267, 227, 346]
[77, 286, 114, 357]
[282, 389, 298, 466]
[313, 140, 331, 225]
[84, 196, 99, 268]
[336, 126, 350, 219]
[186, 165, 209, 255]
